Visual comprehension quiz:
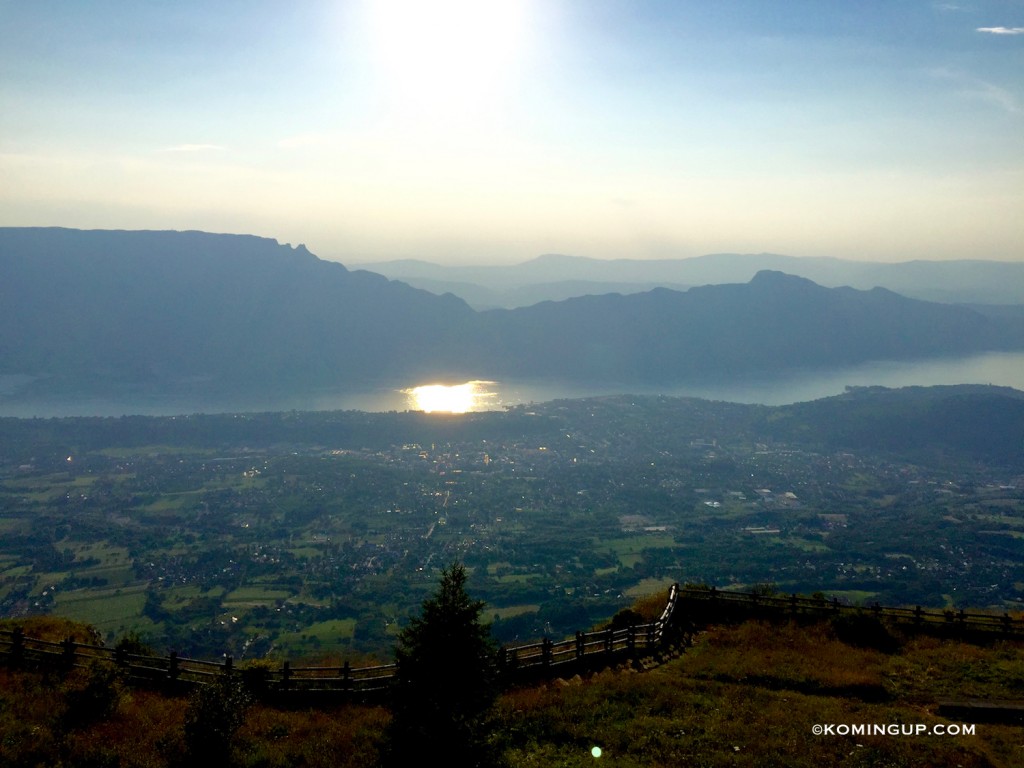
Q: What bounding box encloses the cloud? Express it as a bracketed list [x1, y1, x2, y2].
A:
[974, 81, 1023, 114]
[158, 143, 226, 153]
[976, 26, 1024, 35]
[929, 67, 1022, 115]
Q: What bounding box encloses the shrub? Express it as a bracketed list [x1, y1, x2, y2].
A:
[62, 663, 124, 730]
[183, 675, 253, 764]
[830, 613, 900, 653]
[114, 631, 156, 658]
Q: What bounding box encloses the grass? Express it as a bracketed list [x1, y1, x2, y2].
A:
[276, 619, 358, 650]
[52, 585, 148, 633]
[494, 573, 538, 584]
[140, 495, 190, 513]
[776, 535, 830, 553]
[162, 585, 224, 608]
[600, 534, 677, 568]
[223, 587, 293, 606]
[0, 517, 26, 534]
[490, 604, 540, 620]
[624, 577, 677, 598]
[286, 546, 322, 558]
[826, 590, 880, 604]
[493, 619, 1024, 767]
[3, 610, 1024, 767]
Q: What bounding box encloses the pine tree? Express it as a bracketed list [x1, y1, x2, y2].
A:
[385, 562, 501, 767]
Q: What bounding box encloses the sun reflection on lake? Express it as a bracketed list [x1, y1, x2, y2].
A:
[404, 380, 497, 413]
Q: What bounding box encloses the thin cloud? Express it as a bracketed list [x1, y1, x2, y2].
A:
[976, 26, 1024, 35]
[975, 81, 1023, 114]
[929, 67, 1023, 115]
[158, 143, 226, 153]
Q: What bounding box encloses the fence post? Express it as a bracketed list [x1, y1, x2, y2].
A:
[281, 660, 291, 691]
[790, 593, 798, 615]
[575, 632, 584, 660]
[62, 637, 76, 669]
[343, 660, 351, 691]
[604, 628, 613, 655]
[542, 637, 552, 668]
[914, 606, 923, 625]
[1003, 614, 1013, 634]
[627, 625, 636, 653]
[224, 655, 233, 676]
[10, 627, 24, 665]
[168, 652, 180, 682]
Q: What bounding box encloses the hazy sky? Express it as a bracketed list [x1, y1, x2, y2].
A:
[2, 1, 1022, 264]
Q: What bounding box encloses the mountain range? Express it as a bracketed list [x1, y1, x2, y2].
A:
[351, 252, 1024, 309]
[2, 227, 1022, 401]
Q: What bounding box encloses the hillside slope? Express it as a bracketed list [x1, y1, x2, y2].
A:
[2, 613, 1021, 767]
[0, 227, 476, 390]
[2, 228, 1021, 399]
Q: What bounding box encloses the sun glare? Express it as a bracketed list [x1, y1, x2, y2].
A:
[406, 380, 497, 413]
[365, 0, 530, 115]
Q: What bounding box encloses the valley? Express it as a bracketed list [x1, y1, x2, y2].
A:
[2, 388, 1022, 661]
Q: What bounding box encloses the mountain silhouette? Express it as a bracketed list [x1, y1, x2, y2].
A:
[2, 228, 1020, 398]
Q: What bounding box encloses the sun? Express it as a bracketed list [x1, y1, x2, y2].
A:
[364, 0, 531, 116]
[405, 380, 497, 413]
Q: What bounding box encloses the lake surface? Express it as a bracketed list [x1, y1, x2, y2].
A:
[2, 350, 1024, 418]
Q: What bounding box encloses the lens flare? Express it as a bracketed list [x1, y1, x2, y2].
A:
[405, 380, 497, 413]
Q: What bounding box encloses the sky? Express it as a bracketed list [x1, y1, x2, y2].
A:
[1, 0, 1023, 265]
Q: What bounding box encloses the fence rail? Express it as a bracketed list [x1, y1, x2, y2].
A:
[675, 587, 1024, 636]
[0, 584, 681, 701]
[5, 584, 1022, 703]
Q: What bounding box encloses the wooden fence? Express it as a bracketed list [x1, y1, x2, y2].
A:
[675, 587, 1024, 637]
[500, 582, 680, 682]
[10, 584, 1017, 704]
[0, 584, 681, 702]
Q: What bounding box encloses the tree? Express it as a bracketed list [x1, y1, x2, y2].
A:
[385, 562, 501, 768]
[182, 675, 252, 765]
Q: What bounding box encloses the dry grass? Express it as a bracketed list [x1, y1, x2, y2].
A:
[492, 618, 1024, 767]
[2, 612, 1024, 767]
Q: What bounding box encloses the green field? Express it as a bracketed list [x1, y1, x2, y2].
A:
[224, 586, 294, 605]
[490, 604, 540, 620]
[825, 590, 880, 604]
[625, 577, 677, 598]
[600, 534, 677, 568]
[275, 618, 358, 654]
[53, 586, 148, 633]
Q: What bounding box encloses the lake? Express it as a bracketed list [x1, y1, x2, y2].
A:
[2, 350, 1023, 418]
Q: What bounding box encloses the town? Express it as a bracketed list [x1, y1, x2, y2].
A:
[1, 390, 1021, 661]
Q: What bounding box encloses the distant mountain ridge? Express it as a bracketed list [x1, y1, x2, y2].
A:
[351, 252, 1024, 309]
[0, 227, 475, 390]
[469, 270, 1018, 381]
[2, 228, 1022, 402]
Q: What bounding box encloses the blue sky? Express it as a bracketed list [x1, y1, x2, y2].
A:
[1, 1, 1022, 264]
